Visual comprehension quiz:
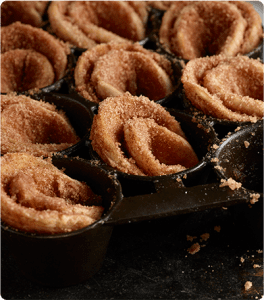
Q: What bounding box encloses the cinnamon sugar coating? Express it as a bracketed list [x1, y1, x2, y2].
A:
[1, 22, 70, 93]
[90, 93, 198, 176]
[123, 118, 198, 176]
[1, 153, 104, 234]
[1, 49, 55, 93]
[181, 55, 264, 122]
[159, 1, 263, 60]
[1, 94, 80, 156]
[48, 1, 148, 49]
[1, 1, 49, 27]
[74, 42, 174, 103]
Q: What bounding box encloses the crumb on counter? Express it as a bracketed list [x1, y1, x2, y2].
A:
[187, 243, 200, 255]
[244, 141, 250, 148]
[250, 193, 260, 204]
[253, 264, 261, 268]
[244, 281, 253, 291]
[214, 226, 221, 232]
[200, 233, 210, 242]
[187, 235, 197, 242]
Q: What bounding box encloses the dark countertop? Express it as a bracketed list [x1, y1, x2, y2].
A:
[2, 201, 263, 300]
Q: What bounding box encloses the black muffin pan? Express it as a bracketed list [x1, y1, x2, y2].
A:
[2, 91, 263, 287]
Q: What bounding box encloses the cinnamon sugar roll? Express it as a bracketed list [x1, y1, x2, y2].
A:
[90, 93, 198, 176]
[181, 55, 264, 122]
[1, 153, 104, 234]
[74, 42, 174, 103]
[159, 1, 263, 60]
[48, 1, 148, 49]
[1, 94, 80, 156]
[1, 22, 70, 93]
[1, 1, 49, 27]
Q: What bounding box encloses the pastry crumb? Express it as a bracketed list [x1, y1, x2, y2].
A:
[200, 233, 210, 242]
[244, 281, 252, 291]
[187, 243, 200, 255]
[187, 235, 197, 242]
[211, 157, 219, 163]
[250, 193, 260, 204]
[253, 264, 261, 268]
[214, 226, 221, 232]
[219, 178, 242, 190]
[212, 144, 219, 149]
[244, 141, 250, 148]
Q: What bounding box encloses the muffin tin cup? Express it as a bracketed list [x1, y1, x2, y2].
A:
[1, 157, 122, 287]
[86, 108, 218, 193]
[148, 6, 264, 61]
[68, 5, 165, 60]
[1, 52, 76, 96]
[211, 120, 263, 194]
[0, 92, 90, 158]
[68, 49, 183, 107]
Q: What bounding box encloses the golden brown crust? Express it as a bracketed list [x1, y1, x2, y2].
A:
[74, 42, 174, 103]
[1, 153, 104, 234]
[1, 94, 80, 156]
[1, 22, 69, 93]
[159, 1, 262, 59]
[1, 1, 49, 27]
[181, 55, 264, 122]
[48, 1, 148, 49]
[123, 117, 198, 176]
[90, 93, 198, 176]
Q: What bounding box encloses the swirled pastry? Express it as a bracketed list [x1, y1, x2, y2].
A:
[1, 22, 70, 93]
[74, 42, 174, 103]
[1, 153, 104, 234]
[1, 1, 49, 27]
[1, 94, 80, 156]
[159, 1, 263, 60]
[90, 93, 198, 176]
[181, 55, 264, 122]
[48, 1, 148, 49]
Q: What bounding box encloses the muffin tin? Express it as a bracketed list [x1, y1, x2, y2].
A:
[1, 3, 263, 288]
[2, 90, 263, 287]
